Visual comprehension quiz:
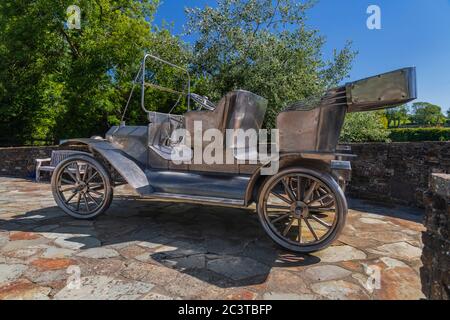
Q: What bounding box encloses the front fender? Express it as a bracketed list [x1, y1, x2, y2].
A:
[60, 139, 151, 195]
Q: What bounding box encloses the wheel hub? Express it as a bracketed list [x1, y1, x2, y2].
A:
[76, 181, 88, 193]
[291, 201, 309, 219]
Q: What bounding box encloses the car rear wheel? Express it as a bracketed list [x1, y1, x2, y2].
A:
[257, 167, 347, 253]
[51, 154, 113, 219]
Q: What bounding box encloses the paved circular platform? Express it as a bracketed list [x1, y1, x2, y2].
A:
[0, 177, 425, 300]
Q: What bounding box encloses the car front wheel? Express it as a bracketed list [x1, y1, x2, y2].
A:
[51, 154, 113, 219]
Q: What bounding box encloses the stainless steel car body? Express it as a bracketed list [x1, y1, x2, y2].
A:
[54, 54, 417, 252]
[60, 54, 416, 208]
[278, 68, 417, 153]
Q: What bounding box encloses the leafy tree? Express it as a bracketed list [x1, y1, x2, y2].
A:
[1, 0, 360, 145]
[384, 105, 409, 128]
[340, 111, 390, 143]
[185, 0, 356, 128]
[410, 102, 446, 127]
[0, 0, 189, 145]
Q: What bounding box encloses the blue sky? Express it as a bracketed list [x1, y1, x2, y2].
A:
[154, 0, 450, 113]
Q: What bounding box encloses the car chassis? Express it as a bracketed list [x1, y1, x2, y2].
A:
[51, 54, 417, 253]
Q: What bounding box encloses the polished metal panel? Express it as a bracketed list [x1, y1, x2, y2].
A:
[188, 163, 240, 174]
[60, 138, 152, 195]
[60, 138, 106, 149]
[147, 111, 186, 168]
[145, 169, 250, 200]
[148, 147, 169, 169]
[346, 67, 417, 112]
[277, 67, 417, 153]
[184, 92, 235, 145]
[185, 90, 267, 157]
[278, 86, 347, 153]
[226, 90, 268, 158]
[89, 141, 152, 194]
[331, 160, 352, 183]
[277, 104, 347, 153]
[285, 86, 348, 112]
[147, 112, 184, 147]
[106, 126, 148, 165]
[226, 90, 267, 132]
[330, 160, 352, 171]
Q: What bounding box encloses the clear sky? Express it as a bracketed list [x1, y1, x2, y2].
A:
[154, 0, 450, 113]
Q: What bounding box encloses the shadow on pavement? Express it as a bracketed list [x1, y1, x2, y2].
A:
[0, 198, 321, 288]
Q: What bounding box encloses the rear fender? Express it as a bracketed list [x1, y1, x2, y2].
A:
[244, 154, 333, 206]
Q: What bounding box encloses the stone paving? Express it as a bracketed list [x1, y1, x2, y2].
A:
[0, 177, 426, 300]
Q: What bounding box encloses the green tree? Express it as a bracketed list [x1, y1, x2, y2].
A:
[0, 0, 189, 145]
[340, 111, 390, 143]
[410, 102, 446, 127]
[384, 105, 409, 128]
[185, 0, 356, 128]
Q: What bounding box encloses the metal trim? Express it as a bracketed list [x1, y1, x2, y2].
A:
[141, 53, 191, 113]
[143, 193, 245, 207]
[331, 160, 352, 171]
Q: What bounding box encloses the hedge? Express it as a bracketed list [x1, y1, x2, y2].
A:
[389, 128, 450, 142]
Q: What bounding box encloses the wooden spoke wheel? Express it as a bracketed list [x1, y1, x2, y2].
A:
[257, 168, 348, 253]
[52, 154, 113, 219]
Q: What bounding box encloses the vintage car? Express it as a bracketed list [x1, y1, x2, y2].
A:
[51, 54, 417, 253]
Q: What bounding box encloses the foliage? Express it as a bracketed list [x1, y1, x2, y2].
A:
[0, 0, 360, 145]
[384, 102, 449, 129]
[384, 105, 409, 128]
[5, 0, 449, 147]
[340, 111, 390, 143]
[389, 127, 450, 142]
[0, 0, 189, 145]
[410, 102, 446, 126]
[185, 0, 356, 128]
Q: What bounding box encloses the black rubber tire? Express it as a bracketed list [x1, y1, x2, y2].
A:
[51, 154, 113, 220]
[257, 167, 348, 253]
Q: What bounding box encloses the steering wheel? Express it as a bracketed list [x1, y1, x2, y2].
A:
[189, 93, 216, 111]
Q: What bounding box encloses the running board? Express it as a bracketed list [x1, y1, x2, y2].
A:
[142, 192, 245, 207]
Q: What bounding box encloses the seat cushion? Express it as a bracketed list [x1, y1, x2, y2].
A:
[226, 90, 267, 131]
[184, 92, 235, 146]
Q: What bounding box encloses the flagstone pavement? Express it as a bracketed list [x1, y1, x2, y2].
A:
[0, 177, 426, 300]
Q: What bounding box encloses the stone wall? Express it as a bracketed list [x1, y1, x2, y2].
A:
[346, 142, 450, 208]
[0, 146, 57, 179]
[421, 173, 450, 300]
